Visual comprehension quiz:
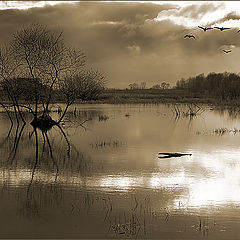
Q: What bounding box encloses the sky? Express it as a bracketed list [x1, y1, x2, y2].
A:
[1, 1, 240, 88]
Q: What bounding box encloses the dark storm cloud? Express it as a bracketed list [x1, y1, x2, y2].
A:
[0, 2, 173, 55]
[0, 2, 178, 87]
[0, 2, 238, 88]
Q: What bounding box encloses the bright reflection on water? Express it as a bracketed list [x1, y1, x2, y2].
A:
[1, 104, 240, 238]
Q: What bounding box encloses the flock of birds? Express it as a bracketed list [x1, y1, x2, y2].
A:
[184, 25, 240, 54]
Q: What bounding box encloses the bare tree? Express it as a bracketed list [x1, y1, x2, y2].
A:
[0, 45, 28, 123]
[129, 83, 133, 90]
[57, 69, 105, 123]
[128, 82, 139, 90]
[140, 81, 146, 89]
[165, 83, 170, 89]
[9, 24, 85, 120]
[161, 82, 167, 89]
[73, 69, 105, 100]
[0, 24, 104, 129]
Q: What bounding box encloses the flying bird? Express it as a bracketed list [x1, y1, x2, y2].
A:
[184, 34, 195, 39]
[222, 50, 232, 54]
[214, 27, 231, 31]
[198, 26, 213, 31]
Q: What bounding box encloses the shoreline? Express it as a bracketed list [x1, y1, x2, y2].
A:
[1, 88, 240, 109]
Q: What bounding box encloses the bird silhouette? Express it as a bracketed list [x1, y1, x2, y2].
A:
[222, 50, 231, 54]
[184, 34, 195, 39]
[214, 27, 231, 31]
[198, 26, 213, 31]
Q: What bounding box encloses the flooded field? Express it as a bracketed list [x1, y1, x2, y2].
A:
[1, 103, 240, 238]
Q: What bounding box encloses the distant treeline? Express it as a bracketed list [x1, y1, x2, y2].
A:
[128, 81, 171, 90]
[176, 72, 240, 100]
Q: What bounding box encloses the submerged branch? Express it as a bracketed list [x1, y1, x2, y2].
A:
[158, 152, 192, 159]
[57, 102, 71, 124]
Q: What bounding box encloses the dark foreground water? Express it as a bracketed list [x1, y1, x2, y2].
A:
[1, 103, 240, 238]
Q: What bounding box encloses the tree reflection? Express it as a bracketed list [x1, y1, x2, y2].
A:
[0, 114, 92, 219]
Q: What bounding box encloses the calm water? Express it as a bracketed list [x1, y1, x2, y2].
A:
[1, 103, 240, 238]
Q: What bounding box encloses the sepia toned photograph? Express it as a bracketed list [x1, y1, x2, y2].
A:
[1, 0, 240, 239]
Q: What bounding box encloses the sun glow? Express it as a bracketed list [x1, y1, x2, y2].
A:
[2, 146, 240, 209]
[155, 1, 240, 29]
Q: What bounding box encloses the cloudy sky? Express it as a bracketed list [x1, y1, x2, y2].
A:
[1, 1, 240, 88]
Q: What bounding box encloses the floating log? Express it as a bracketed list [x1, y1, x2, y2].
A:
[158, 152, 192, 159]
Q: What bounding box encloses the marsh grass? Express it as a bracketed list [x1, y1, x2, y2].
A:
[191, 216, 217, 237]
[98, 115, 109, 121]
[197, 128, 240, 136]
[98, 89, 207, 104]
[90, 139, 126, 149]
[214, 128, 240, 135]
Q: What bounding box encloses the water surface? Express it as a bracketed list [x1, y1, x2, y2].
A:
[1, 104, 240, 238]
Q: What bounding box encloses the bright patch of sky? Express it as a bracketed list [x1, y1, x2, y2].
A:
[2, 1, 240, 31]
[155, 1, 240, 29]
[0, 1, 78, 10]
